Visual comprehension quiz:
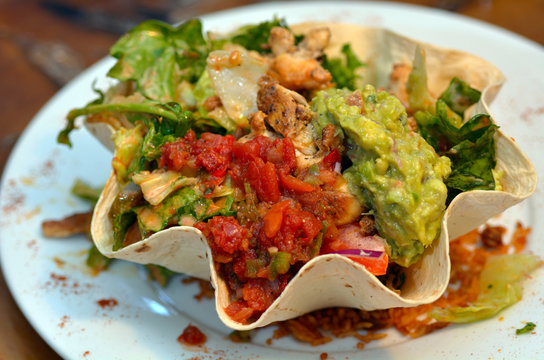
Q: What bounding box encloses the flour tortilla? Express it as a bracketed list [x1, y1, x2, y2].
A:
[90, 22, 536, 330]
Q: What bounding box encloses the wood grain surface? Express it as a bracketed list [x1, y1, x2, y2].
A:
[0, 0, 542, 358]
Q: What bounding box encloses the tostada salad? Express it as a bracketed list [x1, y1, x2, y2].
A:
[58, 18, 536, 329]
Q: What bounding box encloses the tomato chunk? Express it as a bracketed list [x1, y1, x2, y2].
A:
[320, 149, 340, 170]
[321, 223, 388, 275]
[263, 200, 291, 238]
[278, 171, 317, 193]
[206, 216, 248, 255]
[224, 300, 255, 323]
[348, 253, 389, 276]
[247, 158, 280, 203]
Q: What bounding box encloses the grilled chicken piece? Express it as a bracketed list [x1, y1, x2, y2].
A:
[257, 76, 317, 158]
[299, 27, 331, 58]
[269, 26, 331, 59]
[271, 54, 332, 91]
[269, 27, 296, 56]
[320, 123, 344, 153]
[297, 180, 364, 226]
[268, 26, 333, 91]
[256, 76, 363, 225]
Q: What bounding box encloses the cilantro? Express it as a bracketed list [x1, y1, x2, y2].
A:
[322, 43, 365, 90]
[439, 77, 481, 117]
[516, 322, 536, 335]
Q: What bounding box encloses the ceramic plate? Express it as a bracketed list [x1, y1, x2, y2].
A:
[1, 2, 543, 359]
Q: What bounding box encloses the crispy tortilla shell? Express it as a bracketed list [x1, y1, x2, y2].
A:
[90, 22, 536, 330]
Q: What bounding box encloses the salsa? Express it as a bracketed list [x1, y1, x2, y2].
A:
[110, 126, 389, 324]
[178, 324, 207, 346]
[195, 135, 345, 323]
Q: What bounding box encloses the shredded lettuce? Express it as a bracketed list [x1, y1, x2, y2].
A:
[132, 169, 197, 206]
[322, 43, 365, 90]
[112, 124, 146, 183]
[430, 254, 542, 323]
[134, 187, 198, 234]
[406, 46, 434, 113]
[71, 179, 102, 204]
[108, 19, 208, 101]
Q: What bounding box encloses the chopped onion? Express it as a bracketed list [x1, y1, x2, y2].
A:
[331, 248, 384, 258]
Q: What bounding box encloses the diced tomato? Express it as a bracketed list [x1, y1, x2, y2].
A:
[242, 279, 276, 312]
[320, 149, 340, 171]
[159, 130, 233, 177]
[348, 253, 389, 276]
[246, 158, 280, 203]
[232, 140, 260, 163]
[280, 207, 322, 247]
[264, 138, 296, 172]
[278, 170, 317, 193]
[254, 135, 274, 159]
[158, 130, 196, 170]
[206, 216, 248, 255]
[193, 133, 234, 177]
[263, 200, 291, 238]
[280, 138, 297, 171]
[300, 214, 323, 245]
[224, 300, 254, 323]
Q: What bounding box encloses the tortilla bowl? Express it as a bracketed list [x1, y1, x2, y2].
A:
[89, 22, 536, 330]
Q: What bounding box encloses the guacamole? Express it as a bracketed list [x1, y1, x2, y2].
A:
[312, 86, 451, 267]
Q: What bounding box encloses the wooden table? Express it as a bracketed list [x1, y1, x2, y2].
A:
[0, 0, 542, 358]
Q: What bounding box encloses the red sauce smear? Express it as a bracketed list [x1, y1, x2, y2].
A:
[50, 273, 67, 281]
[178, 324, 207, 346]
[97, 298, 118, 309]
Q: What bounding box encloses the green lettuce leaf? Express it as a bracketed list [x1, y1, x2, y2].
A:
[322, 43, 365, 90]
[430, 254, 541, 323]
[108, 19, 207, 101]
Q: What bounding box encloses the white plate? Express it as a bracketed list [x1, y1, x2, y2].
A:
[1, 2, 543, 359]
